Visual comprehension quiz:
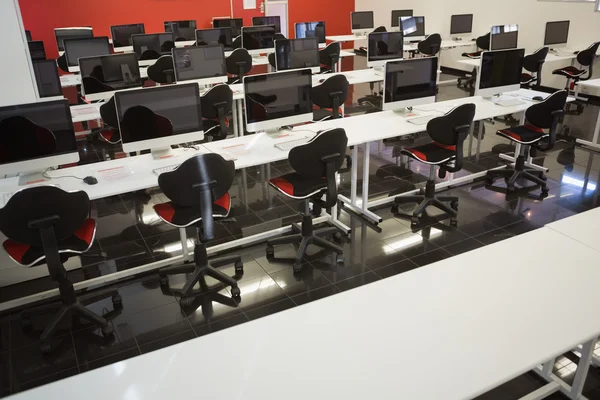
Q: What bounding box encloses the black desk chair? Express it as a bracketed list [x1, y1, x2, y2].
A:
[155, 154, 243, 305]
[319, 42, 341, 74]
[486, 90, 567, 194]
[98, 96, 121, 144]
[147, 55, 175, 84]
[274, 33, 286, 41]
[139, 49, 161, 61]
[521, 47, 549, 88]
[201, 84, 233, 142]
[232, 35, 242, 50]
[312, 74, 349, 121]
[373, 26, 387, 33]
[418, 33, 442, 57]
[268, 52, 276, 69]
[82, 77, 114, 95]
[391, 104, 476, 227]
[0, 187, 121, 353]
[266, 128, 347, 272]
[457, 33, 490, 90]
[226, 48, 253, 84]
[56, 54, 69, 73]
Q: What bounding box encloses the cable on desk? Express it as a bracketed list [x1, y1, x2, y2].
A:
[42, 167, 84, 181]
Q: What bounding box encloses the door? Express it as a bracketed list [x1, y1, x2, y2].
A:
[264, 0, 288, 38]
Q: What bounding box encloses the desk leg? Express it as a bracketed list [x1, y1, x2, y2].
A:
[467, 123, 474, 159]
[232, 100, 239, 138]
[475, 120, 483, 162]
[237, 99, 244, 136]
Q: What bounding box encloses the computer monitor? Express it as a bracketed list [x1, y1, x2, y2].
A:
[79, 53, 142, 99]
[32, 60, 62, 98]
[451, 14, 473, 35]
[367, 32, 404, 68]
[476, 48, 525, 98]
[195, 28, 234, 51]
[243, 69, 313, 133]
[63, 37, 111, 67]
[241, 26, 276, 55]
[274, 38, 320, 73]
[110, 23, 145, 48]
[252, 16, 282, 33]
[544, 21, 570, 46]
[25, 30, 32, 41]
[391, 10, 413, 28]
[54, 27, 93, 52]
[173, 44, 227, 85]
[295, 22, 326, 44]
[490, 24, 519, 50]
[131, 33, 175, 58]
[28, 41, 46, 61]
[114, 83, 203, 156]
[0, 99, 78, 179]
[164, 20, 197, 41]
[383, 57, 438, 112]
[400, 16, 426, 41]
[351, 11, 374, 35]
[212, 18, 243, 37]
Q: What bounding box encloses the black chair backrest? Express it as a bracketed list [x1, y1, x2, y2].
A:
[201, 84, 233, 140]
[56, 54, 69, 73]
[577, 41, 600, 80]
[121, 105, 173, 142]
[288, 128, 348, 207]
[311, 75, 349, 119]
[147, 55, 175, 84]
[268, 52, 276, 68]
[523, 47, 549, 74]
[82, 76, 114, 95]
[161, 40, 176, 53]
[232, 35, 242, 50]
[226, 48, 253, 80]
[525, 89, 568, 150]
[319, 42, 341, 71]
[373, 26, 387, 33]
[0, 116, 56, 162]
[99, 96, 118, 129]
[139, 49, 161, 61]
[158, 153, 235, 240]
[427, 103, 476, 172]
[274, 33, 286, 41]
[0, 187, 89, 247]
[418, 33, 442, 56]
[476, 33, 490, 51]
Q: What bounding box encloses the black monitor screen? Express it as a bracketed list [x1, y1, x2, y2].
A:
[384, 58, 438, 103]
[275, 38, 319, 70]
[491, 25, 519, 50]
[351, 11, 374, 30]
[295, 22, 326, 43]
[545, 21, 570, 46]
[0, 100, 76, 164]
[111, 24, 145, 47]
[479, 49, 524, 90]
[368, 32, 404, 63]
[400, 17, 425, 37]
[164, 20, 197, 41]
[115, 84, 203, 142]
[54, 28, 93, 52]
[132, 33, 174, 57]
[64, 37, 111, 66]
[451, 14, 473, 34]
[213, 18, 243, 37]
[242, 26, 276, 51]
[195, 28, 233, 51]
[244, 70, 312, 125]
[252, 16, 281, 33]
[32, 60, 62, 98]
[173, 45, 226, 81]
[392, 10, 413, 27]
[80, 53, 141, 95]
[28, 41, 46, 61]
[25, 30, 32, 41]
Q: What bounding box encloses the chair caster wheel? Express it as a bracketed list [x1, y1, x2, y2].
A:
[40, 342, 52, 354]
[231, 286, 241, 298]
[450, 201, 459, 211]
[506, 185, 516, 193]
[112, 294, 122, 308]
[450, 219, 458, 227]
[336, 254, 344, 264]
[541, 186, 550, 194]
[266, 246, 274, 259]
[21, 316, 32, 330]
[235, 261, 244, 274]
[391, 205, 399, 213]
[101, 324, 114, 337]
[485, 176, 494, 185]
[411, 217, 420, 226]
[333, 232, 343, 242]
[159, 275, 169, 286]
[180, 297, 194, 307]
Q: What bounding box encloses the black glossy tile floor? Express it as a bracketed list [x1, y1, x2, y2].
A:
[2, 83, 600, 399]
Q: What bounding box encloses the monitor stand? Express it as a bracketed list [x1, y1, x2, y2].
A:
[151, 147, 178, 160]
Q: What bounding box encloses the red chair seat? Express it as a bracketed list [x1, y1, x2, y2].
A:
[462, 51, 481, 59]
[552, 65, 586, 78]
[153, 193, 231, 227]
[521, 73, 535, 85]
[269, 174, 327, 199]
[401, 142, 456, 165]
[497, 124, 548, 144]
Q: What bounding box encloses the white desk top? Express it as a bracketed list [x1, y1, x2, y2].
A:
[10, 227, 600, 400]
[546, 207, 600, 252]
[326, 34, 367, 42]
[459, 52, 577, 68]
[578, 78, 600, 89]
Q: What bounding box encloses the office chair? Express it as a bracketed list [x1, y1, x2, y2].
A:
[274, 33, 286, 41]
[373, 26, 387, 33]
[155, 154, 243, 306]
[0, 186, 121, 353]
[391, 104, 476, 227]
[311, 74, 349, 121]
[139, 49, 161, 61]
[457, 33, 490, 90]
[485, 90, 567, 194]
[521, 47, 549, 88]
[232, 35, 242, 50]
[82, 77, 114, 95]
[266, 128, 347, 272]
[319, 42, 341, 74]
[56, 54, 69, 73]
[418, 33, 442, 56]
[268, 52, 276, 69]
[552, 42, 600, 115]
[98, 96, 121, 144]
[226, 48, 253, 84]
[201, 84, 233, 142]
[147, 55, 175, 84]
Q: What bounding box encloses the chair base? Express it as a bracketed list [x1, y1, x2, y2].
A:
[159, 243, 243, 306]
[266, 214, 344, 273]
[391, 180, 458, 228]
[485, 155, 549, 195]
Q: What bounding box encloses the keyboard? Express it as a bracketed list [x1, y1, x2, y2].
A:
[494, 98, 526, 107]
[274, 137, 311, 151]
[152, 164, 180, 176]
[407, 115, 436, 125]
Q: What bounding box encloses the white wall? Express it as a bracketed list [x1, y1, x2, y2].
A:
[0, 0, 38, 107]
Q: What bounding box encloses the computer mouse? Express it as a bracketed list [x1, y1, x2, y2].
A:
[83, 176, 98, 185]
[532, 96, 544, 101]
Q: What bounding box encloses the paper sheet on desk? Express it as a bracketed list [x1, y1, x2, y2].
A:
[71, 106, 98, 117]
[97, 165, 133, 181]
[219, 144, 251, 161]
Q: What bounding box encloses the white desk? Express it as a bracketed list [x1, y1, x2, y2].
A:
[459, 53, 577, 69]
[9, 227, 600, 400]
[326, 34, 367, 42]
[70, 103, 102, 124]
[546, 206, 600, 253]
[575, 78, 600, 147]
